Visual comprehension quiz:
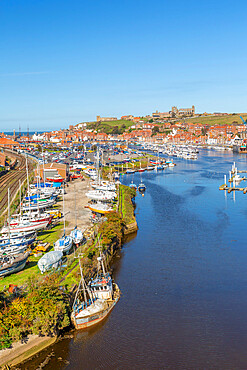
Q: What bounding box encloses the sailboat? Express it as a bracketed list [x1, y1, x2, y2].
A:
[138, 181, 146, 192]
[138, 172, 146, 192]
[138, 161, 145, 173]
[129, 172, 137, 190]
[54, 189, 72, 254]
[71, 249, 120, 330]
[129, 181, 137, 190]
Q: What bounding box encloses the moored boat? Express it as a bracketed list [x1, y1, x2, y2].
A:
[71, 252, 120, 330]
[138, 182, 146, 192]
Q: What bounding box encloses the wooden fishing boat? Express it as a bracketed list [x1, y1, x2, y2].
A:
[71, 252, 120, 330]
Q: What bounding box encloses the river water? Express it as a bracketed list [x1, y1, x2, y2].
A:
[22, 150, 247, 369]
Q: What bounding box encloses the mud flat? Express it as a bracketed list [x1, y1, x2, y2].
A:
[0, 335, 57, 368]
[63, 177, 92, 232]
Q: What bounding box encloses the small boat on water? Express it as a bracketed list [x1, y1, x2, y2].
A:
[0, 251, 30, 277]
[71, 251, 120, 330]
[129, 181, 137, 190]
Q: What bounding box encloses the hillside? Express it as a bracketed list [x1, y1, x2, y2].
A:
[187, 114, 247, 126]
[86, 119, 134, 134]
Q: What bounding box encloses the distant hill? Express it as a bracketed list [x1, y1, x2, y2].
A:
[187, 114, 247, 126]
[86, 119, 134, 134]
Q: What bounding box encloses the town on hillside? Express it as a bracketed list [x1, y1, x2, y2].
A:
[1, 107, 247, 152]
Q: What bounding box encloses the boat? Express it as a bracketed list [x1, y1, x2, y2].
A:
[138, 182, 146, 192]
[54, 235, 73, 254]
[1, 220, 49, 234]
[91, 181, 116, 192]
[129, 181, 137, 190]
[46, 175, 64, 183]
[9, 212, 53, 227]
[85, 190, 116, 202]
[38, 250, 63, 274]
[0, 251, 30, 277]
[125, 169, 135, 174]
[21, 197, 56, 211]
[0, 233, 35, 248]
[0, 230, 36, 241]
[87, 202, 113, 214]
[70, 226, 84, 244]
[71, 252, 120, 330]
[0, 241, 29, 256]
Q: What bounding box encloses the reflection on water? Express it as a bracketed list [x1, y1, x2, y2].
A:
[21, 150, 247, 369]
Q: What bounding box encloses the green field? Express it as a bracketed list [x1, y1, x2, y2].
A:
[86, 119, 134, 134]
[187, 114, 247, 126]
[100, 119, 133, 127]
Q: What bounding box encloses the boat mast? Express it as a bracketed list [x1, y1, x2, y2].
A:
[25, 155, 31, 213]
[63, 188, 65, 234]
[79, 258, 87, 302]
[98, 242, 106, 276]
[8, 188, 10, 242]
[42, 147, 45, 184]
[96, 147, 100, 185]
[74, 185, 77, 227]
[37, 161, 40, 215]
[19, 179, 21, 221]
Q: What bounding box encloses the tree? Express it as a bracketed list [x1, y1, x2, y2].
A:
[201, 127, 208, 136]
[111, 126, 120, 135]
[152, 126, 160, 136]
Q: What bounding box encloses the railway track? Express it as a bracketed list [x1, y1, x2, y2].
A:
[0, 151, 34, 216]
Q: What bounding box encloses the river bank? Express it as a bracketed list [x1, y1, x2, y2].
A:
[0, 335, 57, 368]
[0, 181, 137, 368]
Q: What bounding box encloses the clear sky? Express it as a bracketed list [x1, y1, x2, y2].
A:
[0, 0, 247, 131]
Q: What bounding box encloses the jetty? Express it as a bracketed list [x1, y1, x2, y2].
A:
[219, 163, 247, 193]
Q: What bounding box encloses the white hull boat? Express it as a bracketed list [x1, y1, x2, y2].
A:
[70, 227, 84, 245]
[54, 235, 73, 254]
[1, 220, 49, 234]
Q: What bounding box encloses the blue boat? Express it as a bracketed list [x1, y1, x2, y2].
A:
[129, 181, 137, 190]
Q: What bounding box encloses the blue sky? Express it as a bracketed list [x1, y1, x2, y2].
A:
[0, 0, 246, 131]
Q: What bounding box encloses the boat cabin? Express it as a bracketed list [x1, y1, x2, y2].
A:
[90, 273, 113, 300]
